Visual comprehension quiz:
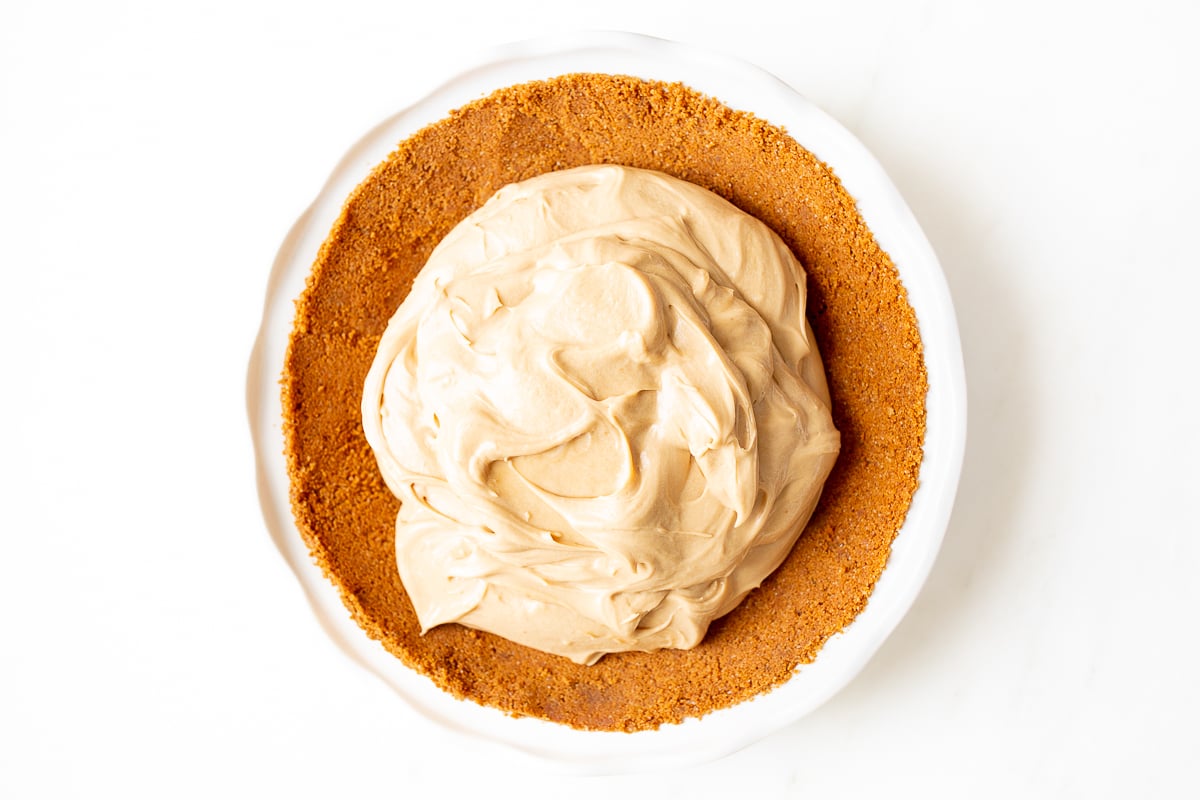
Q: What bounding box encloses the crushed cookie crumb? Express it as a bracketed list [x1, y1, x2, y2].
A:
[281, 73, 927, 731]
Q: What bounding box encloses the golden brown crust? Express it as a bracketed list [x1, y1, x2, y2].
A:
[281, 73, 927, 731]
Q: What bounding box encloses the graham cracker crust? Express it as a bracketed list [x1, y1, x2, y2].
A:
[282, 73, 927, 731]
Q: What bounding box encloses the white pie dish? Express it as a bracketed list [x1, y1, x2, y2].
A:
[247, 31, 966, 773]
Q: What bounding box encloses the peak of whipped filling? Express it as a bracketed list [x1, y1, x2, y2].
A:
[362, 165, 840, 665]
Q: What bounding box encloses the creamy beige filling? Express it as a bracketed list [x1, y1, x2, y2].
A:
[361, 165, 840, 665]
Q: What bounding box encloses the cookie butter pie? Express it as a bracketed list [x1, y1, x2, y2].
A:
[280, 72, 928, 732]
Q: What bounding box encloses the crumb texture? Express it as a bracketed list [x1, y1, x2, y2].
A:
[282, 74, 927, 731]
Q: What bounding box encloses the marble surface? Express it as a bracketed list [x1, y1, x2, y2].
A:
[3, 1, 1197, 796]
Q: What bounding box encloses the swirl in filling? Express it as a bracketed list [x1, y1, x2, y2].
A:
[362, 165, 839, 664]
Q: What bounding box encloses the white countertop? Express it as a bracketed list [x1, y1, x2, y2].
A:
[3, 1, 1197, 797]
